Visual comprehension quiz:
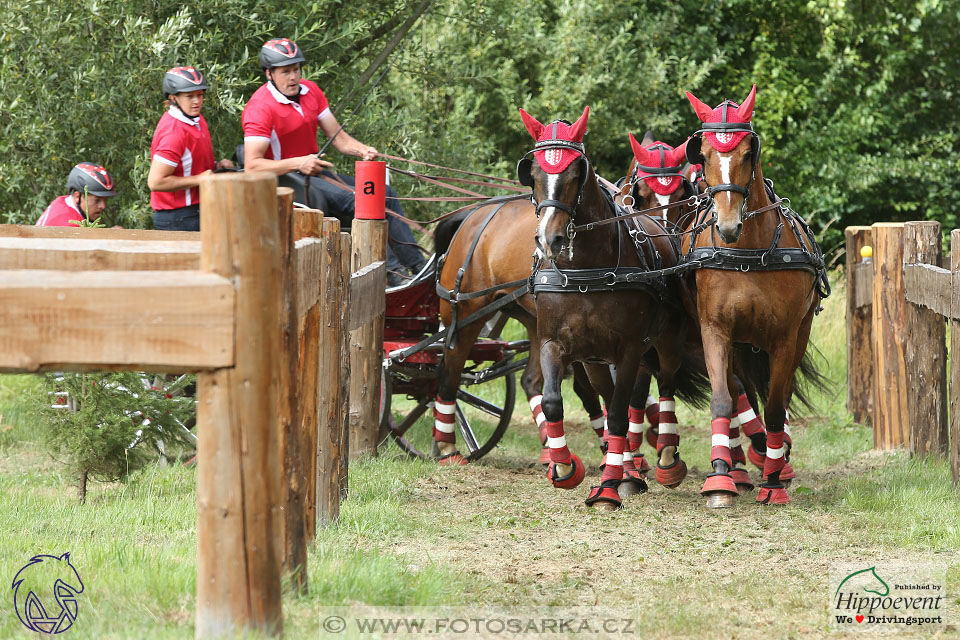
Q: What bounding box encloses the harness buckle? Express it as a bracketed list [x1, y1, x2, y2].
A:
[565, 220, 577, 241]
[579, 285, 589, 293]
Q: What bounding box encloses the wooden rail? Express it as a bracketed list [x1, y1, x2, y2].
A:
[846, 221, 957, 482]
[0, 172, 387, 636]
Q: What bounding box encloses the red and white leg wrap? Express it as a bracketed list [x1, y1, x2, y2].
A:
[737, 393, 764, 438]
[590, 412, 605, 442]
[762, 430, 786, 480]
[645, 395, 659, 428]
[656, 397, 679, 454]
[601, 435, 625, 484]
[529, 394, 547, 431]
[627, 406, 645, 451]
[710, 417, 733, 466]
[545, 420, 572, 465]
[729, 416, 746, 464]
[433, 398, 457, 444]
[783, 410, 793, 448]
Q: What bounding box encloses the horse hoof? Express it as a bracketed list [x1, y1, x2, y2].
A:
[618, 478, 648, 497]
[705, 492, 738, 508]
[757, 485, 790, 505]
[547, 454, 585, 489]
[585, 482, 622, 509]
[645, 426, 659, 449]
[437, 451, 469, 466]
[655, 456, 687, 488]
[730, 467, 754, 492]
[747, 445, 766, 469]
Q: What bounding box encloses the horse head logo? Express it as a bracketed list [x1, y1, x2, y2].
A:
[11, 553, 84, 634]
[835, 566, 890, 599]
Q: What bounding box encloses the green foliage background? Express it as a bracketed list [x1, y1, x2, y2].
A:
[1, 0, 957, 257]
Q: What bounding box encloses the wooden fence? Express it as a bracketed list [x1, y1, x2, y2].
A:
[845, 221, 959, 482]
[0, 172, 386, 637]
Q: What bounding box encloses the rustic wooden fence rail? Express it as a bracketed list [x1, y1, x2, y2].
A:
[0, 172, 386, 637]
[846, 221, 958, 482]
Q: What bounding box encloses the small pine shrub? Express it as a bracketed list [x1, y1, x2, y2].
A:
[40, 373, 196, 502]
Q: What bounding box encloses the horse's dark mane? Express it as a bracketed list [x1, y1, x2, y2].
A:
[434, 209, 473, 256]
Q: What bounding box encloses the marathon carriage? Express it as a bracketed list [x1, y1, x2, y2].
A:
[378, 254, 529, 460]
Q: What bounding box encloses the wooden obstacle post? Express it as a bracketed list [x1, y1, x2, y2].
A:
[845, 226, 874, 424]
[317, 219, 350, 524]
[338, 232, 354, 496]
[196, 173, 283, 637]
[871, 222, 909, 449]
[348, 219, 387, 458]
[952, 230, 960, 482]
[276, 188, 311, 594]
[295, 208, 324, 544]
[903, 221, 947, 457]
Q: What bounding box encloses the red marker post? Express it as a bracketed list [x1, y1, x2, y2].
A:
[355, 161, 386, 220]
[349, 160, 387, 458]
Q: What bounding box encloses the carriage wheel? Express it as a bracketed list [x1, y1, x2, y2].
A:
[380, 366, 516, 461]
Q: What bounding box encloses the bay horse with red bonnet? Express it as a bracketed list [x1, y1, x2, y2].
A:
[519, 106, 708, 509]
[680, 85, 830, 507]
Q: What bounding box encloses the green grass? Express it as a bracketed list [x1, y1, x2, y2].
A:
[2, 270, 959, 638]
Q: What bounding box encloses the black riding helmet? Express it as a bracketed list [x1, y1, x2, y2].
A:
[162, 66, 209, 96]
[260, 38, 306, 69]
[67, 163, 117, 198]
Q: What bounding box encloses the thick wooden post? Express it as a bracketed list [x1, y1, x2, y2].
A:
[196, 173, 283, 638]
[348, 220, 387, 457]
[295, 208, 324, 545]
[845, 226, 873, 424]
[276, 188, 309, 594]
[903, 221, 947, 457]
[951, 230, 960, 482]
[317, 219, 348, 524]
[871, 222, 909, 449]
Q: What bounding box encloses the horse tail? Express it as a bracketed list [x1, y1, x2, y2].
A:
[433, 209, 473, 256]
[670, 348, 713, 409]
[733, 344, 831, 415]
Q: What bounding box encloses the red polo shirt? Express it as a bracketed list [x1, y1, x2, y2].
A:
[150, 107, 215, 210]
[36, 195, 84, 227]
[241, 79, 331, 160]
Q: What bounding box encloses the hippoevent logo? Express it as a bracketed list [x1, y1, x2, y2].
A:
[830, 562, 946, 632]
[11, 553, 84, 634]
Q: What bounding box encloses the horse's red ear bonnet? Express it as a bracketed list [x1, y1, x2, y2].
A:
[628, 134, 688, 195]
[686, 85, 756, 153]
[519, 106, 589, 174]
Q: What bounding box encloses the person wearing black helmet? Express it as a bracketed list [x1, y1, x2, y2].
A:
[241, 38, 426, 283]
[147, 66, 234, 231]
[37, 163, 117, 226]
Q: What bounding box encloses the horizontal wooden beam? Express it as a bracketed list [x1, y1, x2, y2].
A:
[0, 270, 234, 372]
[854, 262, 873, 309]
[904, 262, 955, 319]
[347, 261, 385, 331]
[294, 238, 323, 317]
[0, 224, 195, 241]
[0, 237, 201, 271]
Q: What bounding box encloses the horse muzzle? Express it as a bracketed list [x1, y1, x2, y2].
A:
[717, 220, 743, 244]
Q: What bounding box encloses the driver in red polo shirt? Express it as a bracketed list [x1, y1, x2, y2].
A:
[241, 38, 426, 285]
[36, 163, 117, 226]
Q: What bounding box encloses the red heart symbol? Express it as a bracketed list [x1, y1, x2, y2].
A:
[856, 615, 864, 623]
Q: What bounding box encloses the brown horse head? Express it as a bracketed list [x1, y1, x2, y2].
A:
[517, 106, 591, 259]
[625, 134, 692, 224]
[685, 84, 758, 243]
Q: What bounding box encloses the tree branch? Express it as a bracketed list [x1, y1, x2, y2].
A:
[356, 0, 432, 88]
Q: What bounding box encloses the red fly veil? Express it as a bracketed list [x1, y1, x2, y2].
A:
[519, 106, 589, 174]
[627, 134, 688, 195]
[685, 85, 757, 152]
